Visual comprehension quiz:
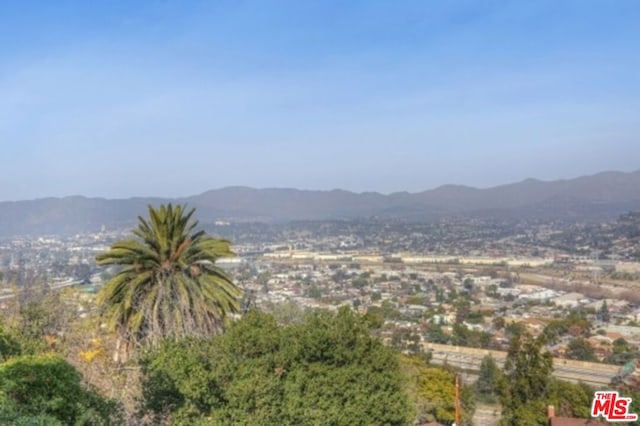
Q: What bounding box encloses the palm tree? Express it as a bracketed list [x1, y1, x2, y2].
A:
[96, 204, 242, 354]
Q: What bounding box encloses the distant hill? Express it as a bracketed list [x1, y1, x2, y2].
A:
[1, 170, 640, 236]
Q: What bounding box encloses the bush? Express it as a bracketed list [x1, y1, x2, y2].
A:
[0, 326, 21, 361]
[0, 354, 121, 425]
[141, 307, 411, 425]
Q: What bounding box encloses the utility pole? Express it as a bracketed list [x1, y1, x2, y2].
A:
[454, 374, 461, 426]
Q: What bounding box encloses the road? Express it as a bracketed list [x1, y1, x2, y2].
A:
[0, 279, 86, 301]
[424, 342, 620, 387]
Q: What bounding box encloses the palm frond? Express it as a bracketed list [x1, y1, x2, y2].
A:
[95, 204, 243, 351]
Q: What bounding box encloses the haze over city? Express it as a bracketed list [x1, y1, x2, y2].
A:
[2, 1, 639, 201]
[4, 2, 640, 425]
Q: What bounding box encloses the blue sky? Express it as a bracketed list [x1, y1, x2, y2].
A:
[1, 0, 639, 200]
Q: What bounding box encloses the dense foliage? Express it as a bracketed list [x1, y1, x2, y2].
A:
[400, 354, 475, 425]
[96, 204, 243, 351]
[542, 311, 591, 344]
[474, 354, 502, 403]
[140, 307, 412, 425]
[500, 332, 554, 425]
[499, 332, 597, 425]
[566, 336, 597, 361]
[0, 326, 21, 362]
[0, 354, 121, 425]
[605, 337, 640, 365]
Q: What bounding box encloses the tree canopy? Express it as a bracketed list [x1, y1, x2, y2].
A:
[566, 337, 597, 361]
[500, 332, 554, 425]
[0, 354, 120, 425]
[96, 204, 242, 352]
[140, 307, 411, 425]
[475, 354, 502, 403]
[400, 354, 475, 425]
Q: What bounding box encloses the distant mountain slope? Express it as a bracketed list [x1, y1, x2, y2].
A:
[0, 197, 164, 236]
[1, 170, 640, 236]
[186, 187, 401, 221]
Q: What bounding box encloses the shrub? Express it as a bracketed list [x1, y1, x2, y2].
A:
[0, 354, 121, 425]
[0, 326, 21, 362]
[141, 308, 411, 425]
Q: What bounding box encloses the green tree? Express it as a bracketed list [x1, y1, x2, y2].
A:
[566, 337, 597, 361]
[542, 312, 591, 344]
[547, 380, 594, 419]
[485, 284, 499, 298]
[475, 355, 502, 403]
[492, 316, 505, 330]
[463, 278, 474, 293]
[380, 300, 401, 320]
[425, 323, 449, 344]
[454, 298, 471, 324]
[605, 337, 640, 364]
[504, 321, 526, 339]
[257, 272, 271, 293]
[400, 355, 475, 425]
[141, 308, 411, 425]
[307, 283, 322, 299]
[597, 300, 611, 323]
[0, 354, 121, 425]
[0, 326, 21, 362]
[363, 306, 385, 329]
[451, 324, 490, 348]
[96, 204, 242, 353]
[391, 328, 422, 354]
[500, 332, 553, 425]
[352, 276, 369, 288]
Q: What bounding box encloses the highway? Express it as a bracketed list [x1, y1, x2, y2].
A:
[424, 342, 621, 387]
[0, 279, 86, 301]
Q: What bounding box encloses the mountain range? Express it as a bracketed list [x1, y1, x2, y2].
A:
[2, 170, 640, 236]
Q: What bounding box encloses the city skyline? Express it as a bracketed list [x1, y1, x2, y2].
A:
[2, 1, 639, 201]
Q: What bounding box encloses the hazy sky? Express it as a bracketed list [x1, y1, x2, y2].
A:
[1, 0, 639, 200]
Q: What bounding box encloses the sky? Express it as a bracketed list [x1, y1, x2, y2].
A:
[1, 0, 639, 200]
